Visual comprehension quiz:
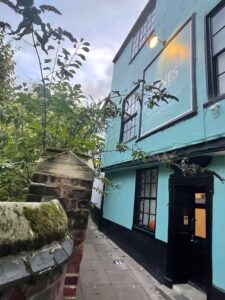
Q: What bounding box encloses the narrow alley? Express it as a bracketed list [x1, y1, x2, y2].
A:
[76, 219, 184, 300]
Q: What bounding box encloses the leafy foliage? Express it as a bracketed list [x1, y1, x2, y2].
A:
[0, 2, 119, 201]
[0, 71, 118, 201]
[144, 80, 179, 109]
[0, 30, 15, 105]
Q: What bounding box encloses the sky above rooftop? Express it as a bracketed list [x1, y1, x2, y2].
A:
[0, 0, 148, 100]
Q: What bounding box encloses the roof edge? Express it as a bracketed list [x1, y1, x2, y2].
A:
[101, 137, 225, 172]
[113, 0, 155, 63]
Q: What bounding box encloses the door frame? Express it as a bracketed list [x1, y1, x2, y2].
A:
[166, 175, 213, 294]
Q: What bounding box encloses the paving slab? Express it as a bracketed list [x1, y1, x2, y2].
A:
[77, 219, 186, 300]
[82, 244, 99, 259]
[173, 284, 206, 300]
[113, 284, 151, 300]
[106, 270, 137, 285]
[79, 269, 111, 286]
[80, 284, 117, 300]
[80, 259, 105, 271]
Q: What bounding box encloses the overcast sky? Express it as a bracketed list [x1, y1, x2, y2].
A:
[0, 0, 148, 100]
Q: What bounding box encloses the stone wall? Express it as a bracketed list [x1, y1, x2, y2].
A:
[27, 149, 94, 299]
[0, 149, 94, 300]
[0, 200, 73, 300]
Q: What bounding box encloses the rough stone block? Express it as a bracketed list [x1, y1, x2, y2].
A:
[77, 200, 90, 210]
[71, 190, 92, 200]
[29, 183, 58, 197]
[32, 173, 48, 183]
[60, 198, 72, 211]
[26, 194, 42, 202]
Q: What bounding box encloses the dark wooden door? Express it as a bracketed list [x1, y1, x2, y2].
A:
[168, 177, 213, 290]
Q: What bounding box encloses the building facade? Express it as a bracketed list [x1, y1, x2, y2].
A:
[101, 1, 225, 299]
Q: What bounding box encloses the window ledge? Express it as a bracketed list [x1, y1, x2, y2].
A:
[132, 225, 155, 237]
[121, 135, 137, 145]
[204, 93, 225, 108]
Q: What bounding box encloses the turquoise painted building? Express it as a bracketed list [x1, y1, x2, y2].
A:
[100, 1, 225, 299]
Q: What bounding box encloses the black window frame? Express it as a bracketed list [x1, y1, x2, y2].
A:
[206, 0, 225, 105]
[120, 88, 139, 143]
[133, 167, 158, 235]
[130, 7, 155, 61]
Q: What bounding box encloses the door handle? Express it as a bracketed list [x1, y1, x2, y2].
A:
[190, 235, 199, 244]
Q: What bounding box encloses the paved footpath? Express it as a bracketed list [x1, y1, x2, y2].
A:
[76, 219, 183, 300]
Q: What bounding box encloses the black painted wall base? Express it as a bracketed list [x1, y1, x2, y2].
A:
[100, 217, 168, 284]
[210, 285, 225, 300]
[90, 206, 102, 229]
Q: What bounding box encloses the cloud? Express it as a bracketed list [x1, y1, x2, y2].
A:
[0, 0, 149, 96]
[14, 47, 40, 82]
[77, 46, 114, 99]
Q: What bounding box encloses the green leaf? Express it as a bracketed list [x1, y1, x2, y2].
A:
[47, 45, 55, 50]
[77, 53, 86, 61]
[44, 59, 52, 63]
[39, 5, 62, 15]
[57, 58, 64, 66]
[82, 47, 89, 52]
[63, 30, 76, 42]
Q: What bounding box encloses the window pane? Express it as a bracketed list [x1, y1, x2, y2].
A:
[195, 208, 206, 239]
[143, 214, 149, 226]
[139, 213, 143, 225]
[141, 185, 145, 197]
[217, 73, 225, 95]
[141, 172, 145, 183]
[122, 92, 138, 142]
[146, 170, 151, 183]
[145, 184, 150, 197]
[151, 169, 158, 183]
[149, 215, 155, 232]
[139, 200, 144, 212]
[131, 8, 155, 58]
[217, 52, 225, 75]
[144, 200, 150, 213]
[212, 6, 225, 34]
[213, 27, 225, 55]
[135, 168, 158, 233]
[151, 184, 157, 197]
[150, 200, 156, 214]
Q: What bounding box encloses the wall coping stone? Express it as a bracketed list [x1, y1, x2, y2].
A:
[36, 149, 94, 181]
[0, 235, 73, 291]
[0, 200, 69, 256]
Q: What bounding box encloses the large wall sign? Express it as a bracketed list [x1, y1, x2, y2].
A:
[140, 16, 196, 138]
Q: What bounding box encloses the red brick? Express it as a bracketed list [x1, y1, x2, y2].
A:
[2, 289, 25, 300]
[66, 262, 80, 273]
[63, 287, 76, 297]
[65, 276, 78, 285]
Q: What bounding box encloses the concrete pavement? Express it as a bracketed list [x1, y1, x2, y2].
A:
[76, 219, 184, 300]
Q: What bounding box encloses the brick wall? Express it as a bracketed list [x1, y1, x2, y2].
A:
[27, 150, 94, 299]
